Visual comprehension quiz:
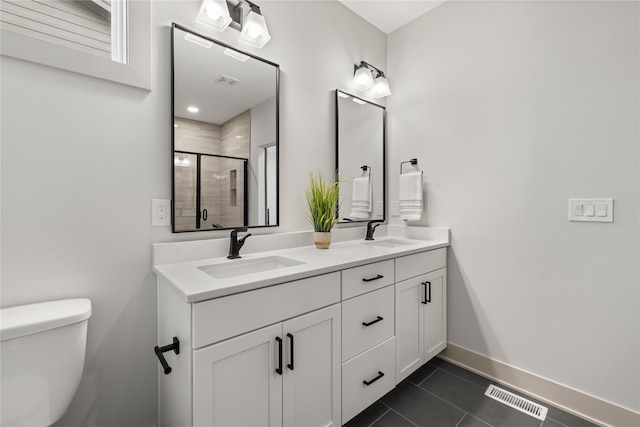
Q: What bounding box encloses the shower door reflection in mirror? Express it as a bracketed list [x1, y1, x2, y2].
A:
[172, 24, 279, 232]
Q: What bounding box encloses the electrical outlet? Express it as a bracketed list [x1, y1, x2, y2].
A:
[376, 201, 384, 216]
[152, 199, 171, 226]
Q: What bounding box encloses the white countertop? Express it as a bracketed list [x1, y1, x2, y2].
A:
[154, 233, 449, 303]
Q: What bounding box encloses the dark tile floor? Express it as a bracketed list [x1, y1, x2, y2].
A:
[345, 358, 599, 427]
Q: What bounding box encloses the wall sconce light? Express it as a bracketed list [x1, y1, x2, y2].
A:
[351, 61, 391, 98]
[196, 0, 232, 32]
[238, 2, 271, 48]
[196, 0, 271, 49]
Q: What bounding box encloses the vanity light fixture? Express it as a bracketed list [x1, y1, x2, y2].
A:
[372, 72, 391, 98]
[237, 1, 271, 49]
[195, 0, 271, 49]
[352, 61, 374, 90]
[351, 61, 391, 98]
[196, 0, 233, 32]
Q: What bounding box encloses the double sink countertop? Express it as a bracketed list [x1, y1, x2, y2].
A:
[153, 227, 450, 303]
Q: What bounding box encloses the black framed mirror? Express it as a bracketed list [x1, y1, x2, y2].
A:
[335, 90, 386, 223]
[171, 23, 279, 232]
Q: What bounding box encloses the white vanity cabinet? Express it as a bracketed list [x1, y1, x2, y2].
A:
[395, 248, 448, 383]
[155, 236, 450, 427]
[193, 304, 341, 427]
[158, 272, 342, 427]
[340, 261, 396, 424]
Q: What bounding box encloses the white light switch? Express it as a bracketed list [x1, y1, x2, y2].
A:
[585, 204, 595, 217]
[569, 198, 613, 222]
[574, 204, 584, 216]
[597, 204, 607, 217]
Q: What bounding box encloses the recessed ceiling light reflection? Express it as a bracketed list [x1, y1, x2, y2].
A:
[187, 106, 200, 113]
[224, 48, 249, 62]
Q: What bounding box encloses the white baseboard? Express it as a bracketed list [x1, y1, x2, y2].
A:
[439, 343, 640, 427]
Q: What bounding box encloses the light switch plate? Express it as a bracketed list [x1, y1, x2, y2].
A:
[569, 198, 613, 222]
[391, 201, 399, 216]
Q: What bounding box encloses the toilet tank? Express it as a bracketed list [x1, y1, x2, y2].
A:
[1, 299, 92, 427]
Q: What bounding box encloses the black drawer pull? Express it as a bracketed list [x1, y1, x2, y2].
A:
[286, 333, 294, 371]
[275, 337, 283, 375]
[363, 371, 385, 386]
[362, 316, 384, 327]
[362, 274, 383, 282]
[422, 281, 431, 304]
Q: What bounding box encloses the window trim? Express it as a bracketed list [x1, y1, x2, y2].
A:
[0, 0, 150, 90]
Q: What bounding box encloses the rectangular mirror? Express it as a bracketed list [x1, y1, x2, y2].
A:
[336, 90, 386, 223]
[172, 23, 279, 232]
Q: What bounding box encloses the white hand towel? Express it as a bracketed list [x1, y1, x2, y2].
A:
[350, 176, 371, 219]
[399, 172, 423, 221]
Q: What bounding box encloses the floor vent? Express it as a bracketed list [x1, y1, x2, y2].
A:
[485, 384, 548, 421]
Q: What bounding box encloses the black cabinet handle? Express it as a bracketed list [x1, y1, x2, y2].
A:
[362, 274, 383, 282]
[362, 316, 384, 327]
[286, 333, 294, 371]
[422, 281, 431, 304]
[202, 209, 208, 221]
[275, 337, 283, 375]
[363, 371, 385, 386]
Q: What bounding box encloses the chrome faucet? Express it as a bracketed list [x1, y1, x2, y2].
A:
[365, 220, 384, 240]
[227, 227, 252, 259]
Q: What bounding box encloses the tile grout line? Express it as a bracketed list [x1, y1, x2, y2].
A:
[455, 413, 494, 427]
[365, 406, 391, 427]
[427, 362, 491, 391]
[386, 407, 421, 427]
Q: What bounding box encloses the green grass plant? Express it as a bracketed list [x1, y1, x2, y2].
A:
[305, 172, 342, 232]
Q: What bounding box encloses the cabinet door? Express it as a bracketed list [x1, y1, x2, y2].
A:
[282, 304, 341, 427]
[395, 277, 424, 384]
[193, 323, 283, 427]
[423, 268, 447, 362]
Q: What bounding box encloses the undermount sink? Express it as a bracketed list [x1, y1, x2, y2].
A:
[198, 256, 305, 279]
[362, 239, 415, 248]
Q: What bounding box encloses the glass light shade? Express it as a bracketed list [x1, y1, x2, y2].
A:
[372, 75, 391, 98]
[352, 66, 374, 91]
[196, 0, 232, 32]
[238, 11, 271, 49]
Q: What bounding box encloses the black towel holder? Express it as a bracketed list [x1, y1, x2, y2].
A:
[400, 158, 419, 175]
[361, 165, 371, 179]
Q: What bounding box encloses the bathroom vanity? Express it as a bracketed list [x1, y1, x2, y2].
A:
[154, 228, 448, 426]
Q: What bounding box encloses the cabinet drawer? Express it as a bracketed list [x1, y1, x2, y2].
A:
[193, 272, 340, 349]
[342, 286, 394, 362]
[342, 337, 395, 424]
[395, 248, 446, 282]
[342, 259, 394, 300]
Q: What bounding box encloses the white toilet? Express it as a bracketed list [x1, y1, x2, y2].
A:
[1, 298, 92, 427]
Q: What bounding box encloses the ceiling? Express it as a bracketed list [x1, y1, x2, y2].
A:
[338, 0, 447, 34]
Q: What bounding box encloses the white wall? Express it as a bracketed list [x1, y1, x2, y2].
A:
[387, 0, 639, 413]
[0, 1, 386, 426]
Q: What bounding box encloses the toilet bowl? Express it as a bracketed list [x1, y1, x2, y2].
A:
[1, 298, 92, 427]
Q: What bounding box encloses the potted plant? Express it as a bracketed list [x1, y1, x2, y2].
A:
[305, 172, 342, 249]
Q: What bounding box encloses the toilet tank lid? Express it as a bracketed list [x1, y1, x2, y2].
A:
[1, 298, 92, 342]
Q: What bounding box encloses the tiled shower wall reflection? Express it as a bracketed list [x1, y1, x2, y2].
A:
[174, 111, 250, 230]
